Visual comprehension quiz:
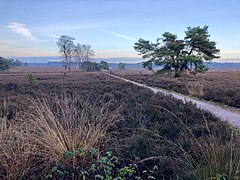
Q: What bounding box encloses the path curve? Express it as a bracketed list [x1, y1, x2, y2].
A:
[108, 73, 240, 128]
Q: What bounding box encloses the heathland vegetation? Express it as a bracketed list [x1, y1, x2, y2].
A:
[114, 70, 240, 108]
[0, 69, 240, 179]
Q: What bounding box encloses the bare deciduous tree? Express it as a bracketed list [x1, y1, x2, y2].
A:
[74, 43, 84, 70]
[82, 44, 95, 62]
[74, 44, 95, 70]
[57, 35, 75, 71]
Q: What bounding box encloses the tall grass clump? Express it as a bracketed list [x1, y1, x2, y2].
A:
[163, 123, 240, 179]
[139, 113, 240, 179]
[20, 94, 121, 167]
[185, 125, 240, 179]
[0, 94, 122, 178]
[0, 101, 37, 179]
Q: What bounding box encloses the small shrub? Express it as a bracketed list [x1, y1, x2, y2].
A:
[26, 74, 38, 86]
[46, 149, 144, 179]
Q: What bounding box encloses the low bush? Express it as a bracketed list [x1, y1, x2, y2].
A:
[46, 149, 144, 179]
[26, 74, 38, 86]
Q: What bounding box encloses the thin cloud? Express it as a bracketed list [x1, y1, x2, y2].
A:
[105, 31, 136, 41]
[7, 22, 33, 39]
[49, 34, 60, 39]
[7, 22, 46, 42]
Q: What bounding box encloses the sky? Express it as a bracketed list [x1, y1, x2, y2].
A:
[0, 0, 240, 62]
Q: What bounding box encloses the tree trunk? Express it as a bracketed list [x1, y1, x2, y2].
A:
[174, 68, 181, 77]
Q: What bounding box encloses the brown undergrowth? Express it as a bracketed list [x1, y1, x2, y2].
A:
[0, 69, 239, 179]
[113, 70, 240, 108]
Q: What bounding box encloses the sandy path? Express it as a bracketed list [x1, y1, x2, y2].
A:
[108, 74, 240, 128]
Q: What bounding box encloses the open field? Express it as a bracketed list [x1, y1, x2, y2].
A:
[112, 70, 240, 108]
[0, 67, 240, 179]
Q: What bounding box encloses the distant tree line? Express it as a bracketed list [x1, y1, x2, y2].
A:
[0, 57, 22, 72]
[134, 25, 220, 77]
[117, 62, 126, 70]
[81, 60, 110, 72]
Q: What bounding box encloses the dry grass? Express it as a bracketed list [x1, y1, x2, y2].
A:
[0, 94, 122, 178]
[186, 80, 205, 97]
[178, 127, 240, 179]
[0, 117, 37, 179]
[162, 107, 240, 179]
[22, 94, 121, 158]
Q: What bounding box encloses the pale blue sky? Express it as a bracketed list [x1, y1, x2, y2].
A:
[0, 0, 240, 60]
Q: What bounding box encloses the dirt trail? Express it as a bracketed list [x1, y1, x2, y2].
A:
[108, 73, 240, 128]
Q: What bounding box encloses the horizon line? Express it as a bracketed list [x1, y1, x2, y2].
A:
[5, 56, 240, 60]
